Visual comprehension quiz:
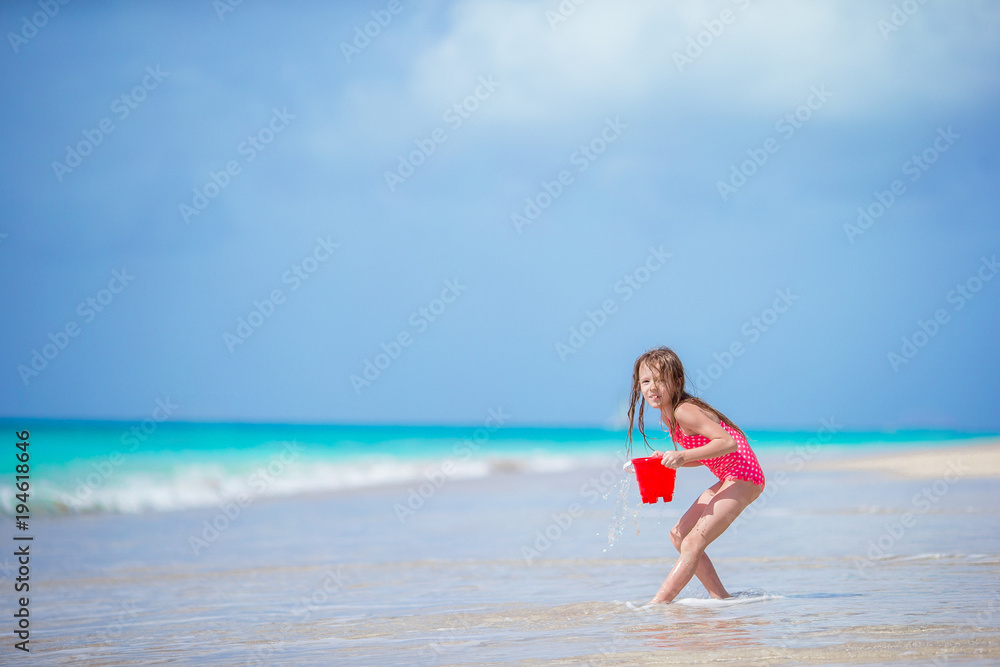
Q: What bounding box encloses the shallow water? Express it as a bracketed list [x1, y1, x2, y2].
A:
[29, 553, 1000, 664]
[16, 441, 1000, 665]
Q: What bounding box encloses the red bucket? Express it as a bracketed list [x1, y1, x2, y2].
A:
[631, 457, 676, 504]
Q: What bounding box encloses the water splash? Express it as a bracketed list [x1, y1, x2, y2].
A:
[606, 473, 635, 549]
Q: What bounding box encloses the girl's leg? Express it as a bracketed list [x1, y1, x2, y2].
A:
[670, 482, 730, 599]
[652, 480, 762, 604]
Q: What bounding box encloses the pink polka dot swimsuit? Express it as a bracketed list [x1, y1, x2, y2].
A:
[670, 420, 765, 488]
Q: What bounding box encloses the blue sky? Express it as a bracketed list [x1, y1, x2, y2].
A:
[2, 0, 999, 430]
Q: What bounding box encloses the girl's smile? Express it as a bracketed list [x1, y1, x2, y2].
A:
[638, 363, 665, 408]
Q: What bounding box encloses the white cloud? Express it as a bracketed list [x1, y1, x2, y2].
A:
[409, 0, 673, 120]
[401, 0, 1000, 122]
[313, 0, 1000, 163]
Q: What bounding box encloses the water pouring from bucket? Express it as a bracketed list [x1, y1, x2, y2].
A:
[628, 456, 676, 504]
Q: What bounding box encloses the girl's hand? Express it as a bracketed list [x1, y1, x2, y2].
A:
[660, 450, 687, 469]
[651, 451, 664, 458]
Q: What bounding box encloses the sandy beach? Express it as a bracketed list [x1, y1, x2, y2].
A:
[808, 438, 1000, 478]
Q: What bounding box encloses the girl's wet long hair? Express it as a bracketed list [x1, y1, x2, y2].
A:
[625, 346, 747, 458]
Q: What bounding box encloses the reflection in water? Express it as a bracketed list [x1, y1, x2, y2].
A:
[626, 611, 769, 651]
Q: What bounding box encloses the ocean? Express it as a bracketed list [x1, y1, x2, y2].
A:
[0, 419, 983, 517]
[2, 420, 999, 664]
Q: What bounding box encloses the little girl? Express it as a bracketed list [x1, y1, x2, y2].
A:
[626, 346, 765, 603]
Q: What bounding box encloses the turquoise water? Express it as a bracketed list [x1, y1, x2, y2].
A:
[1, 419, 994, 516]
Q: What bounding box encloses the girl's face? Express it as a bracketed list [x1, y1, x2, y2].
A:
[638, 362, 667, 410]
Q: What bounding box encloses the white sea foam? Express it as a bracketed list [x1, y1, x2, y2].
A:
[672, 590, 784, 606]
[0, 450, 614, 516]
[620, 589, 782, 610]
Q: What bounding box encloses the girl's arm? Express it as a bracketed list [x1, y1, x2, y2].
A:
[652, 449, 703, 467]
[660, 403, 738, 468]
